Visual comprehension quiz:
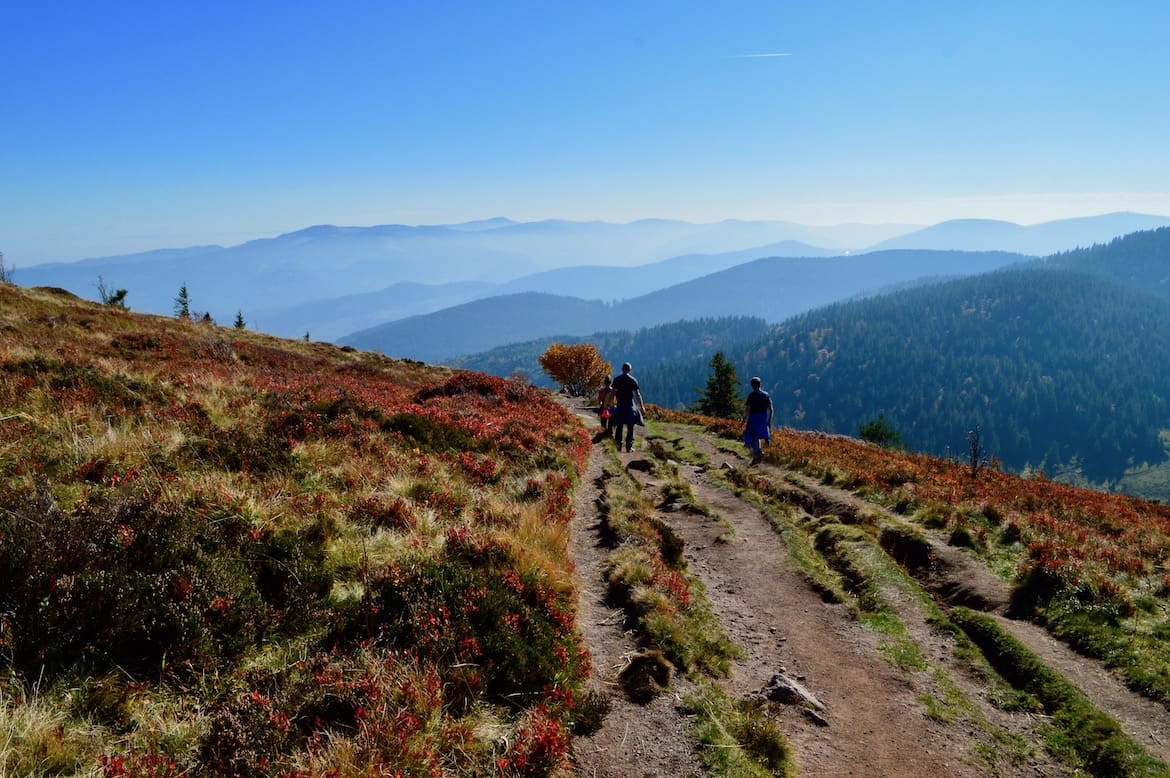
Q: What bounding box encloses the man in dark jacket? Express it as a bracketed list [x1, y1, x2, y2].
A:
[610, 362, 645, 452]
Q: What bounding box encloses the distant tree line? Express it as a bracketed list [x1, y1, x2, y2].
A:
[640, 267, 1170, 484]
[450, 317, 770, 386]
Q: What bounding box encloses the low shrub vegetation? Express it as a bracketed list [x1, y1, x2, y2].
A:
[596, 460, 738, 677]
[0, 284, 592, 774]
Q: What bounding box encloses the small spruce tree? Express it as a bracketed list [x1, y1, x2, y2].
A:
[234, 310, 246, 330]
[859, 414, 903, 448]
[173, 283, 190, 319]
[690, 351, 742, 419]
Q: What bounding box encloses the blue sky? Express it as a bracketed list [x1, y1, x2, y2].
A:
[4, 1, 1170, 263]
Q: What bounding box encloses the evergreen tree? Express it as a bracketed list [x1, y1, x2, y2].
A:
[859, 414, 903, 448]
[690, 351, 742, 419]
[234, 311, 246, 329]
[173, 283, 190, 319]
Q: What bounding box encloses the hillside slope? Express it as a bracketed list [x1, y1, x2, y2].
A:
[6, 280, 1170, 775]
[1043, 225, 1170, 297]
[0, 283, 593, 773]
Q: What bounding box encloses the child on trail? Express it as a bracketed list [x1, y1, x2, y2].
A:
[596, 376, 614, 431]
[743, 376, 773, 465]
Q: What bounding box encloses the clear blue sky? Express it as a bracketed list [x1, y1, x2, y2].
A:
[4, 1, 1170, 263]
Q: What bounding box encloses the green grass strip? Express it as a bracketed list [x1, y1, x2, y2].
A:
[681, 680, 795, 777]
[951, 608, 1169, 777]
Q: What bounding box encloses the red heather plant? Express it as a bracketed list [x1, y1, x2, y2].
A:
[359, 531, 587, 702]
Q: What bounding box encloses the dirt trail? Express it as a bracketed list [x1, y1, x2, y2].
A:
[778, 469, 1170, 766]
[564, 402, 1168, 775]
[569, 427, 704, 778]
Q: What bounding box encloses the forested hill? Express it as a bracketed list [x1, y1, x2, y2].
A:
[1042, 226, 1170, 298]
[641, 267, 1170, 485]
[450, 316, 771, 386]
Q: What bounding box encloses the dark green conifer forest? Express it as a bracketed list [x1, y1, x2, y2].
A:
[642, 267, 1170, 484]
[450, 317, 770, 385]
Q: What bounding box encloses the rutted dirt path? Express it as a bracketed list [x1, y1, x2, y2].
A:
[563, 402, 1169, 775]
[777, 468, 1170, 767]
[569, 426, 705, 777]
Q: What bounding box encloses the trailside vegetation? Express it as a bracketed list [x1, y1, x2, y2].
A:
[538, 341, 609, 396]
[0, 283, 593, 775]
[690, 351, 743, 419]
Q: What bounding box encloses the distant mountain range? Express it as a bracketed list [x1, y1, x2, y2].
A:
[339, 249, 1028, 361]
[15, 212, 1170, 341]
[869, 212, 1170, 255]
[13, 218, 910, 327]
[250, 240, 838, 340]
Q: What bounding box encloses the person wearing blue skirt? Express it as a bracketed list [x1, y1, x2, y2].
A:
[743, 376, 773, 465]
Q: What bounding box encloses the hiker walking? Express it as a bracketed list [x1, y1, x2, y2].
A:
[610, 362, 645, 452]
[743, 376, 773, 465]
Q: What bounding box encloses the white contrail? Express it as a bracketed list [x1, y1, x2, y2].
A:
[728, 53, 793, 58]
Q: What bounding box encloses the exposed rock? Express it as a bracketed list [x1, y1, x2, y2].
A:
[760, 672, 826, 711]
[802, 707, 830, 727]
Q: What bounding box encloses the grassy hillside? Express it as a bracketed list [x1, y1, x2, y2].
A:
[0, 284, 592, 774]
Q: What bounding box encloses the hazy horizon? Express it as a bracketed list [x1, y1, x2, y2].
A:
[4, 2, 1170, 264]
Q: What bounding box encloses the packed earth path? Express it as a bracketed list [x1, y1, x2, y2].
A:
[560, 398, 1170, 777]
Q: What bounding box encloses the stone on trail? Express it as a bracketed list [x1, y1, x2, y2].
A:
[760, 672, 826, 712]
